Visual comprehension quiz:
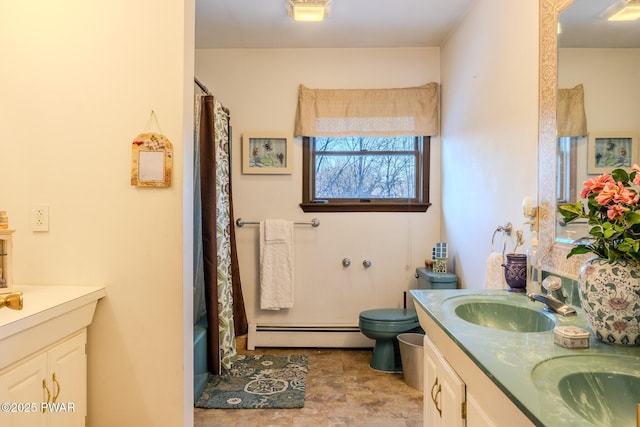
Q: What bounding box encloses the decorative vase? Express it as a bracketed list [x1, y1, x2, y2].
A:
[502, 253, 527, 293]
[577, 258, 640, 346]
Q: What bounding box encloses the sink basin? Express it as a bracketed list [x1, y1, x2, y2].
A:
[558, 371, 640, 426]
[454, 301, 556, 332]
[532, 355, 640, 426]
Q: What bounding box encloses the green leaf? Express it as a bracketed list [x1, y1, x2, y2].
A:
[558, 202, 584, 222]
[611, 169, 629, 183]
[617, 241, 632, 252]
[566, 245, 595, 259]
[627, 212, 640, 225]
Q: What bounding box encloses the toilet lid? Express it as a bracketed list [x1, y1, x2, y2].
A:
[359, 308, 418, 323]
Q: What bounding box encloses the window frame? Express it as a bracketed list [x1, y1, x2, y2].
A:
[300, 136, 431, 213]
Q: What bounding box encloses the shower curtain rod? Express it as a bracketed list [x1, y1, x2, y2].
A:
[194, 76, 210, 95]
[195, 77, 231, 116]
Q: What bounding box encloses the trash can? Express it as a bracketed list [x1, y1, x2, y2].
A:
[397, 333, 424, 391]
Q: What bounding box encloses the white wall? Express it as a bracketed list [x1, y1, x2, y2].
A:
[0, 2, 194, 426]
[555, 48, 640, 241]
[559, 48, 640, 136]
[196, 48, 442, 325]
[440, 0, 539, 288]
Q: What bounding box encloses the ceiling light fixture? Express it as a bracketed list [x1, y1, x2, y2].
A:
[286, 0, 331, 22]
[606, 0, 640, 21]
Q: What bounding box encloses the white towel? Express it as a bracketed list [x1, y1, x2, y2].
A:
[483, 252, 508, 289]
[260, 219, 294, 310]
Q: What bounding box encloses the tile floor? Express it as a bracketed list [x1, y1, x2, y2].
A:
[194, 347, 423, 427]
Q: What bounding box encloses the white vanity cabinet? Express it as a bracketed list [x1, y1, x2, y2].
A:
[0, 330, 86, 427]
[424, 335, 465, 427]
[0, 285, 104, 427]
[420, 314, 534, 427]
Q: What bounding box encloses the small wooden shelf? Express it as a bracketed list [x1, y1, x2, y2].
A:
[0, 230, 15, 294]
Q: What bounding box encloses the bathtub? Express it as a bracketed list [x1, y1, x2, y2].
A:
[193, 318, 208, 402]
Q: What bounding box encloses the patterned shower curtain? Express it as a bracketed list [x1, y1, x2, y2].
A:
[195, 94, 247, 374]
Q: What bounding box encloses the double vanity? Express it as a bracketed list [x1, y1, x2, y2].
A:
[0, 285, 105, 427]
[411, 288, 640, 427]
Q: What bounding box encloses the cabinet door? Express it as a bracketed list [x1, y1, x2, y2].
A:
[47, 332, 86, 427]
[0, 352, 48, 427]
[467, 392, 497, 427]
[424, 335, 466, 427]
[423, 335, 441, 426]
[438, 353, 466, 427]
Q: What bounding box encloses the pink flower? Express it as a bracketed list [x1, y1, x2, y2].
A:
[607, 204, 627, 220]
[633, 164, 640, 186]
[612, 321, 628, 331]
[594, 182, 638, 208]
[594, 182, 622, 205]
[581, 174, 615, 199]
[608, 297, 630, 310]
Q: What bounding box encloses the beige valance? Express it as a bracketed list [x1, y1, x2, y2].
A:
[557, 84, 587, 138]
[294, 83, 439, 137]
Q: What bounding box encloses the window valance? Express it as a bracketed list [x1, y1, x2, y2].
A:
[557, 84, 587, 138]
[294, 83, 439, 137]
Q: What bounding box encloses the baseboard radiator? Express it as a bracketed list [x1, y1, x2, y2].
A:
[247, 323, 374, 350]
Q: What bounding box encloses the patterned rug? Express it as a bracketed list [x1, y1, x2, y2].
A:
[195, 354, 308, 409]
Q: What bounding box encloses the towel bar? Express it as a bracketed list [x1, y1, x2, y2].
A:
[235, 218, 320, 228]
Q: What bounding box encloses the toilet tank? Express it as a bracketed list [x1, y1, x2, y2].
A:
[416, 267, 457, 289]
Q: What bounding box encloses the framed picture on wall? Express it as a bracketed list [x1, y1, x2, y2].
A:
[242, 133, 293, 174]
[587, 132, 639, 175]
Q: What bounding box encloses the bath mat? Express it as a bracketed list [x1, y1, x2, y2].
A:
[195, 354, 307, 409]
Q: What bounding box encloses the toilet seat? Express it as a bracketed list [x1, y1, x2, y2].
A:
[359, 308, 419, 332]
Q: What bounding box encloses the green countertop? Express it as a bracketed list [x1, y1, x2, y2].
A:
[409, 289, 640, 427]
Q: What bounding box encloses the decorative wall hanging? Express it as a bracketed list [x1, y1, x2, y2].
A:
[242, 133, 293, 174]
[130, 111, 172, 187]
[587, 131, 638, 175]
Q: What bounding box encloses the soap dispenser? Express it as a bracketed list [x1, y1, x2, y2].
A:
[526, 231, 540, 294]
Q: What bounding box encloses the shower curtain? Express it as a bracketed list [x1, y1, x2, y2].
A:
[194, 93, 247, 374]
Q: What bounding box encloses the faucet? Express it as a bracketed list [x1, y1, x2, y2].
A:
[0, 291, 23, 310]
[527, 276, 576, 316]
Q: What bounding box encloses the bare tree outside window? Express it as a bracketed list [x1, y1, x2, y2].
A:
[301, 136, 430, 213]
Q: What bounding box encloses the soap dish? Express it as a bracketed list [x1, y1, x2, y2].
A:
[553, 326, 590, 349]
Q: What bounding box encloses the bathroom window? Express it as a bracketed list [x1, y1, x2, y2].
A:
[557, 136, 577, 204]
[300, 136, 430, 212]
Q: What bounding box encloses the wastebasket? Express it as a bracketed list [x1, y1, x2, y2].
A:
[397, 333, 424, 391]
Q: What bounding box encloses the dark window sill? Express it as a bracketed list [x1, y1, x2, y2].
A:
[299, 203, 431, 213]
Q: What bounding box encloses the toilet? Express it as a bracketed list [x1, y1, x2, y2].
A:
[359, 308, 421, 372]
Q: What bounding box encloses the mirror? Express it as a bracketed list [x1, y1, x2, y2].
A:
[538, 0, 581, 277]
[539, 0, 640, 276]
[555, 0, 640, 243]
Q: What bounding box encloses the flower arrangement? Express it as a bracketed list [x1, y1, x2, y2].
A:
[558, 165, 640, 264]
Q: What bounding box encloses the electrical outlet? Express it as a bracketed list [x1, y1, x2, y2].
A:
[31, 205, 49, 232]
